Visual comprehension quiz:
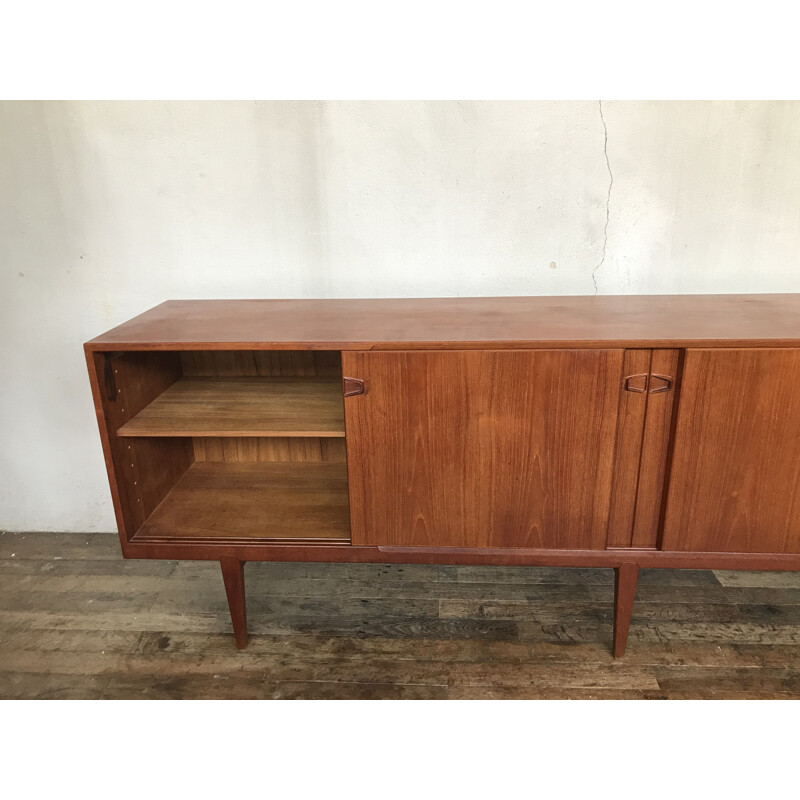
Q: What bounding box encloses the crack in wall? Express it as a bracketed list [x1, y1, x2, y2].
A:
[591, 100, 613, 294]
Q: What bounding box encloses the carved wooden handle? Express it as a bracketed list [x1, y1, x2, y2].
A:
[624, 373, 674, 394]
[649, 374, 673, 393]
[624, 374, 649, 393]
[343, 377, 365, 397]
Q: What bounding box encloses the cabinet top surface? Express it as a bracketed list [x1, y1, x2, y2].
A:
[85, 294, 800, 350]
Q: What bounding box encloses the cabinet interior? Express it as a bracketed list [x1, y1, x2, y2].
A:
[97, 349, 350, 544]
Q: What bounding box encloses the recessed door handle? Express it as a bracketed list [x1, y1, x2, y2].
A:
[624, 374, 649, 393]
[343, 377, 365, 397]
[649, 374, 673, 393]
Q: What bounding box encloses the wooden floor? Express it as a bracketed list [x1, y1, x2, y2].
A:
[2, 531, 800, 699]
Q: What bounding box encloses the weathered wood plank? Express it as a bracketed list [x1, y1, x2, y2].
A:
[0, 531, 121, 560]
[0, 648, 659, 691]
[713, 570, 800, 589]
[99, 676, 448, 700]
[0, 558, 176, 577]
[654, 666, 800, 694]
[0, 672, 111, 700]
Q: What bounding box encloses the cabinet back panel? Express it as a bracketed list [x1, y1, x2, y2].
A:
[180, 350, 341, 377]
[662, 348, 800, 553]
[192, 437, 346, 462]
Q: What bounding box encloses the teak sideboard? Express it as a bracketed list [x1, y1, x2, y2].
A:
[85, 295, 800, 656]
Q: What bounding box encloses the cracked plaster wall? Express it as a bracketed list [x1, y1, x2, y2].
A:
[2, 100, 800, 530]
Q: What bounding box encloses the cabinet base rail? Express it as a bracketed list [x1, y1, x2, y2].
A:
[126, 539, 800, 569]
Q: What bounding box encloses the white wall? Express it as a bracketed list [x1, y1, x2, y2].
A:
[2, 100, 800, 532]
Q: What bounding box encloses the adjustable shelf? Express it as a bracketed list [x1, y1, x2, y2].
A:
[117, 376, 345, 438]
[133, 461, 351, 543]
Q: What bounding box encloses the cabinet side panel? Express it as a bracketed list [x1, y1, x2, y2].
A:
[87, 351, 189, 540]
[133, 438, 194, 520]
[606, 349, 651, 547]
[86, 350, 137, 541]
[662, 348, 800, 554]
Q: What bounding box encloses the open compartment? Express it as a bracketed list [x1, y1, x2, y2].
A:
[118, 350, 345, 438]
[90, 349, 350, 545]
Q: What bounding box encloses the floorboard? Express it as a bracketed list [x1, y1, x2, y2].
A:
[2, 531, 800, 699]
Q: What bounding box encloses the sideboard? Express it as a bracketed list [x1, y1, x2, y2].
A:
[84, 295, 800, 655]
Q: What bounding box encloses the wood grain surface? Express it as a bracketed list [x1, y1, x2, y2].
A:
[220, 557, 248, 649]
[606, 349, 651, 547]
[613, 563, 639, 657]
[180, 350, 341, 377]
[192, 437, 346, 463]
[662, 348, 800, 553]
[85, 295, 800, 350]
[631, 349, 681, 548]
[118, 377, 345, 437]
[86, 351, 192, 541]
[135, 462, 351, 543]
[4, 532, 800, 699]
[344, 350, 623, 549]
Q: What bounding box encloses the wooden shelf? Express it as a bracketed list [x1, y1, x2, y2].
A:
[134, 461, 351, 542]
[117, 377, 345, 438]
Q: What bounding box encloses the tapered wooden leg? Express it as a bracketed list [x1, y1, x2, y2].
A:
[220, 557, 248, 649]
[613, 562, 639, 658]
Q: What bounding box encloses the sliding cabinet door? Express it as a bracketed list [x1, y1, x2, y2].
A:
[343, 350, 624, 549]
[661, 348, 800, 554]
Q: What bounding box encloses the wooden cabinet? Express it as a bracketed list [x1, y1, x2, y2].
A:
[84, 295, 800, 658]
